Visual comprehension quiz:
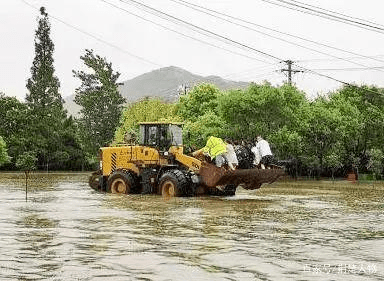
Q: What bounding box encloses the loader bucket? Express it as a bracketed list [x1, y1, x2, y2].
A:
[199, 162, 285, 190]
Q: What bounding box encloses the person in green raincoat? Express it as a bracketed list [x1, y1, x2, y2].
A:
[193, 136, 234, 169]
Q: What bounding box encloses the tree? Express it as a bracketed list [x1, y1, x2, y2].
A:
[323, 146, 343, 181]
[0, 94, 30, 168]
[301, 98, 343, 173]
[25, 7, 75, 170]
[183, 111, 226, 149]
[217, 83, 308, 140]
[16, 151, 37, 202]
[114, 98, 181, 144]
[329, 85, 384, 173]
[0, 137, 9, 166]
[176, 83, 221, 122]
[268, 126, 303, 160]
[73, 49, 126, 155]
[26, 7, 63, 113]
[366, 148, 384, 179]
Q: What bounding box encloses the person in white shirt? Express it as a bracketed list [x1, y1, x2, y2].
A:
[224, 139, 238, 170]
[251, 136, 275, 169]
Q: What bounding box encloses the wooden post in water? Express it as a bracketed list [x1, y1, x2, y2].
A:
[25, 171, 28, 202]
[15, 152, 37, 202]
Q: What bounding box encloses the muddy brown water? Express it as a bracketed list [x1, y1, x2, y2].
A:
[0, 172, 383, 280]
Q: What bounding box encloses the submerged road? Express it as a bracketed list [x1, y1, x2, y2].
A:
[0, 173, 382, 280]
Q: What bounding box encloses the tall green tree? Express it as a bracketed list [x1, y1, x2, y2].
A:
[73, 49, 126, 155]
[26, 7, 63, 113]
[25, 7, 84, 170]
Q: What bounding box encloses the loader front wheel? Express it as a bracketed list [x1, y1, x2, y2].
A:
[107, 171, 135, 194]
[89, 170, 102, 190]
[159, 170, 188, 198]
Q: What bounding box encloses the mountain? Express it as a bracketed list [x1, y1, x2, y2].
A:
[64, 66, 249, 116]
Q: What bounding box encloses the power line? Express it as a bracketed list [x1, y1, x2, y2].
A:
[260, 0, 384, 34]
[20, 0, 162, 67]
[170, 0, 384, 72]
[220, 63, 281, 79]
[287, 0, 384, 28]
[23, 0, 382, 95]
[118, 0, 382, 94]
[296, 65, 382, 94]
[298, 54, 384, 63]
[274, 0, 384, 31]
[118, 0, 282, 62]
[133, 1, 382, 93]
[311, 66, 384, 72]
[100, 0, 270, 63]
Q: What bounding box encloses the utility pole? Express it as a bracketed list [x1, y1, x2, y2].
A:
[178, 83, 189, 96]
[281, 60, 303, 85]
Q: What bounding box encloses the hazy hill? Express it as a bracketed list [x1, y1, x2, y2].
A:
[64, 66, 249, 116]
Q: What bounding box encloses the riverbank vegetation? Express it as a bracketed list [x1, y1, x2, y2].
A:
[115, 82, 384, 179]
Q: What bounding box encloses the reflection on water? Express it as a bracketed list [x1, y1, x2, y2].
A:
[0, 172, 383, 280]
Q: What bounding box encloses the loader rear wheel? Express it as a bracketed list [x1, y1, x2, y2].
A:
[107, 170, 135, 194]
[159, 170, 188, 198]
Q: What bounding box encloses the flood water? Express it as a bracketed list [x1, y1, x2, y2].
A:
[0, 172, 383, 280]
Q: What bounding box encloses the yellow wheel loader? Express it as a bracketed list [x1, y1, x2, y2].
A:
[89, 122, 284, 197]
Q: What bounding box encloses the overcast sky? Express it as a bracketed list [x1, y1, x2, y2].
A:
[1, 0, 383, 101]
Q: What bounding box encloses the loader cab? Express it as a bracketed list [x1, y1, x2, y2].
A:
[139, 122, 183, 151]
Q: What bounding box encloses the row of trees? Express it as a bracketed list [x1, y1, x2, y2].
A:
[1, 7, 383, 178]
[0, 7, 125, 171]
[115, 83, 384, 178]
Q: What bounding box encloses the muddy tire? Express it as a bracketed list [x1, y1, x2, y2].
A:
[107, 170, 135, 194]
[89, 170, 102, 190]
[159, 170, 189, 198]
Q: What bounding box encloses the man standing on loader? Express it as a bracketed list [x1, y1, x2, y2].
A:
[252, 135, 276, 169]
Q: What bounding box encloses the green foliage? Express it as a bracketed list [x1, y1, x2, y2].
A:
[366, 148, 384, 178]
[174, 82, 383, 178]
[16, 151, 37, 171]
[114, 98, 181, 144]
[0, 137, 10, 166]
[176, 84, 221, 121]
[0, 94, 30, 167]
[26, 7, 64, 118]
[323, 145, 344, 179]
[329, 85, 384, 171]
[268, 126, 303, 159]
[183, 111, 225, 149]
[25, 7, 71, 169]
[217, 83, 308, 139]
[0, 8, 86, 171]
[73, 49, 126, 154]
[301, 98, 343, 169]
